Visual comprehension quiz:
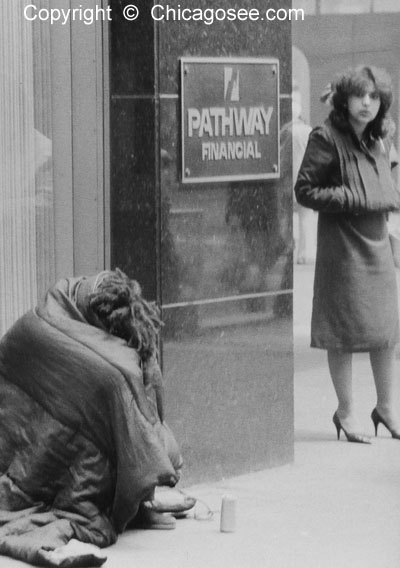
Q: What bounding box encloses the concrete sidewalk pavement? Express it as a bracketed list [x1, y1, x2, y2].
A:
[3, 263, 400, 568]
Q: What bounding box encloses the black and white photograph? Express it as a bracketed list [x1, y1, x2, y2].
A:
[1, 0, 400, 566]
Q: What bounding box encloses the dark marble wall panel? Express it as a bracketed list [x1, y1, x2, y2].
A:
[160, 98, 293, 306]
[163, 317, 293, 485]
[157, 0, 294, 481]
[109, 0, 294, 482]
[110, 97, 157, 299]
[157, 0, 292, 95]
[110, 0, 155, 95]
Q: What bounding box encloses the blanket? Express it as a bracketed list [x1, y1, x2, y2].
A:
[0, 276, 182, 566]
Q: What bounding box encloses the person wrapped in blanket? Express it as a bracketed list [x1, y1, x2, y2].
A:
[0, 269, 195, 567]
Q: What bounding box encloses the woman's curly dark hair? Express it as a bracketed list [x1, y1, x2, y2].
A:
[88, 269, 162, 362]
[329, 65, 394, 141]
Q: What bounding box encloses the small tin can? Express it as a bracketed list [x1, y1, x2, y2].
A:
[220, 493, 237, 532]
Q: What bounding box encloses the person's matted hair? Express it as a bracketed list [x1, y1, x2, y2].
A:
[88, 268, 162, 362]
[329, 65, 393, 140]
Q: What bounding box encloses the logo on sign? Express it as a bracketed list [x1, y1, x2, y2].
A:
[224, 67, 240, 102]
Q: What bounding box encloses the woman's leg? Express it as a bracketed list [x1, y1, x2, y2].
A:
[370, 346, 399, 429]
[327, 349, 359, 431]
[328, 349, 353, 412]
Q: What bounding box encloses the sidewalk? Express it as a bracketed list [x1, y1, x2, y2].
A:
[3, 264, 400, 568]
[102, 263, 400, 568]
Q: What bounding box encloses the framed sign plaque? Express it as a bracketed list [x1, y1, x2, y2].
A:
[181, 57, 280, 184]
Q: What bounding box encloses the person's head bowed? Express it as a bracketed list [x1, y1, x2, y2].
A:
[74, 268, 163, 362]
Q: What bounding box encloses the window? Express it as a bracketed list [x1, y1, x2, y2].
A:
[1, 0, 55, 336]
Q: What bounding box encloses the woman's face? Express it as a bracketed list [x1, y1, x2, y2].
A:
[347, 83, 381, 130]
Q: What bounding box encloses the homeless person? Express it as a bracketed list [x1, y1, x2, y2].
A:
[0, 269, 187, 567]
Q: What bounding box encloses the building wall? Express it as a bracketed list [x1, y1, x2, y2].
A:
[109, 0, 294, 485]
[293, 12, 400, 142]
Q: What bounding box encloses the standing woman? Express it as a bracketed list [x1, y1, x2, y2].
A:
[295, 66, 400, 443]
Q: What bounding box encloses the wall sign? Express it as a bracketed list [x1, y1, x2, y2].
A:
[181, 57, 280, 184]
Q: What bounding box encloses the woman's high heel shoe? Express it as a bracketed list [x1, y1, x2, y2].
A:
[332, 412, 371, 444]
[371, 408, 400, 439]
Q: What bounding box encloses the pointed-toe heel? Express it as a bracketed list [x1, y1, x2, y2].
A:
[332, 412, 371, 444]
[371, 408, 400, 440]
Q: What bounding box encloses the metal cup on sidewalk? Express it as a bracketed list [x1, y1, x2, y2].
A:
[220, 494, 237, 533]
